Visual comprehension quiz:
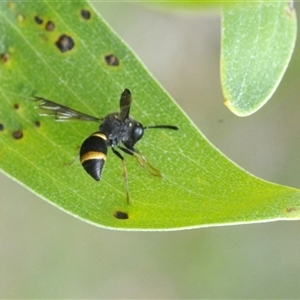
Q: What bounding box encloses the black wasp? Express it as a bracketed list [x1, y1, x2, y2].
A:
[35, 88, 178, 204]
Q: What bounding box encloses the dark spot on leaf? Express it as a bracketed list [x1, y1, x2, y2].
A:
[34, 15, 43, 25]
[81, 9, 91, 20]
[13, 103, 19, 110]
[12, 130, 23, 140]
[114, 211, 129, 220]
[0, 124, 4, 131]
[1, 53, 9, 63]
[34, 121, 41, 128]
[56, 34, 75, 53]
[105, 54, 119, 66]
[45, 20, 55, 31]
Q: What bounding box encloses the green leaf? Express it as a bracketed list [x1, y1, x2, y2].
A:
[221, 1, 297, 116]
[1, 1, 300, 230]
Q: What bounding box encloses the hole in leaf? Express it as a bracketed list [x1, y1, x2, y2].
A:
[45, 20, 55, 31]
[114, 211, 129, 220]
[56, 34, 75, 53]
[13, 103, 19, 110]
[0, 124, 4, 131]
[1, 53, 9, 63]
[12, 130, 23, 140]
[105, 54, 119, 66]
[34, 15, 43, 25]
[81, 9, 91, 20]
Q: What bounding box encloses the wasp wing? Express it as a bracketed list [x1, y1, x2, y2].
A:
[119, 88, 131, 121]
[35, 97, 102, 122]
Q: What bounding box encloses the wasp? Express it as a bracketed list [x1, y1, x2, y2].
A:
[35, 88, 178, 204]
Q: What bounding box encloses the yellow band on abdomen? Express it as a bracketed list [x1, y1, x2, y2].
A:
[80, 151, 106, 164]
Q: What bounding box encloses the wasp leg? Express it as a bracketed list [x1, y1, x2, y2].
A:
[111, 147, 130, 204]
[118, 146, 162, 177]
[63, 154, 79, 167]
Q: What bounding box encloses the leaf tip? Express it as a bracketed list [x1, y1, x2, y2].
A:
[224, 97, 258, 117]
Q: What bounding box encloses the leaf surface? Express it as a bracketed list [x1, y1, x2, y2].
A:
[0, 1, 300, 230]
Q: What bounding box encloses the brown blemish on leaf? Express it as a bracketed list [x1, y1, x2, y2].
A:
[55, 34, 75, 53]
[0, 124, 4, 131]
[13, 103, 19, 110]
[286, 207, 297, 213]
[34, 15, 43, 25]
[114, 211, 129, 220]
[1, 53, 9, 63]
[105, 54, 119, 66]
[81, 9, 91, 20]
[45, 21, 55, 31]
[12, 130, 23, 140]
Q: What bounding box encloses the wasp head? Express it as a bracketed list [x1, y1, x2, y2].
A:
[124, 121, 144, 148]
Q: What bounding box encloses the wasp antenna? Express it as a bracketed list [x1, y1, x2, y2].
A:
[144, 125, 179, 130]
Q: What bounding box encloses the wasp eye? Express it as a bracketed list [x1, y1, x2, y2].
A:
[133, 123, 144, 142]
[124, 122, 144, 148]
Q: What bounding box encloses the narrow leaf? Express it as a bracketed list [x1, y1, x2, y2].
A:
[0, 1, 300, 230]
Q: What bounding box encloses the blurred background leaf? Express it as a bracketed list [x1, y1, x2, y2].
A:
[1, 1, 300, 298]
[221, 1, 297, 116]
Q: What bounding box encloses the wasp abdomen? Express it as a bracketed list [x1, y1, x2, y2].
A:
[80, 132, 108, 181]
